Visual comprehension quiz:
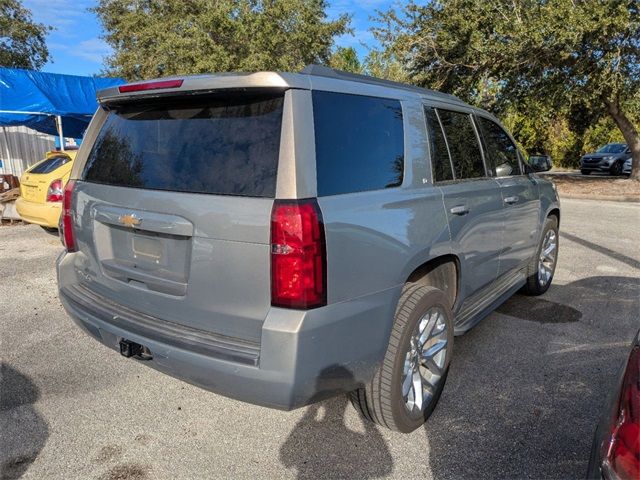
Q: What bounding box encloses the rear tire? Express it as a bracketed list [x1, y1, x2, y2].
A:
[349, 284, 453, 432]
[522, 216, 559, 296]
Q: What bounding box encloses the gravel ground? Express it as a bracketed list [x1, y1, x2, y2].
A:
[541, 172, 640, 200]
[1, 198, 639, 480]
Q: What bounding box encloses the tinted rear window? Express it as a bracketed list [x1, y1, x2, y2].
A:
[29, 155, 70, 174]
[83, 93, 284, 197]
[313, 91, 404, 196]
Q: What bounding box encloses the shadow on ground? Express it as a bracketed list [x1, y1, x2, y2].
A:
[561, 231, 640, 271]
[280, 367, 393, 479]
[279, 276, 638, 479]
[0, 363, 49, 480]
[426, 275, 639, 479]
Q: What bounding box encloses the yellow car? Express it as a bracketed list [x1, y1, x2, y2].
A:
[16, 150, 77, 231]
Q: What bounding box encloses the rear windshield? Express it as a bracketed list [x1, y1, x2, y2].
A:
[29, 155, 70, 174]
[83, 93, 284, 197]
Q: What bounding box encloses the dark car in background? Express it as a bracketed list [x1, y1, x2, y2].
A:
[587, 328, 639, 480]
[581, 143, 631, 176]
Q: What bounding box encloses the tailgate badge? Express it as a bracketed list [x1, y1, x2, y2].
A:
[119, 213, 141, 228]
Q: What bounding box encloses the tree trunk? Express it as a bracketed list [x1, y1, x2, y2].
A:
[604, 98, 640, 181]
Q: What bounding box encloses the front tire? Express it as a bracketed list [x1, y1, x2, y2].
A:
[581, 169, 591, 175]
[522, 216, 559, 296]
[610, 161, 623, 176]
[350, 285, 453, 432]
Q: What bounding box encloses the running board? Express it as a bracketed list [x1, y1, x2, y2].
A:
[454, 269, 526, 335]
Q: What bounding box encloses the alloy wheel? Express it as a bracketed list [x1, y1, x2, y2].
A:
[538, 229, 557, 287]
[401, 306, 449, 414]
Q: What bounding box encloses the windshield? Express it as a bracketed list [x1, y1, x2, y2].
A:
[28, 155, 71, 174]
[596, 144, 626, 154]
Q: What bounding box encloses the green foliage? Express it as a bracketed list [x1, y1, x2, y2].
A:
[375, 0, 639, 107]
[373, 0, 640, 171]
[93, 0, 350, 80]
[327, 46, 411, 84]
[544, 119, 580, 169]
[362, 49, 409, 83]
[0, 0, 51, 69]
[501, 104, 581, 168]
[501, 104, 548, 154]
[583, 118, 626, 154]
[329, 46, 361, 73]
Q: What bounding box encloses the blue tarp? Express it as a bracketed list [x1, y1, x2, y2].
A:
[0, 67, 124, 138]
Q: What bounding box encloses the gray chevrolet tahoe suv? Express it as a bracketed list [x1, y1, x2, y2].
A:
[57, 66, 560, 432]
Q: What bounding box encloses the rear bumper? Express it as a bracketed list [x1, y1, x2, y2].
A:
[57, 251, 399, 410]
[15, 197, 61, 228]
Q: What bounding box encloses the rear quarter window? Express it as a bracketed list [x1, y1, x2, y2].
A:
[312, 91, 404, 196]
[83, 93, 284, 197]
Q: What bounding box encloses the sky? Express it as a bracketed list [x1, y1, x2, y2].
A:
[23, 0, 396, 78]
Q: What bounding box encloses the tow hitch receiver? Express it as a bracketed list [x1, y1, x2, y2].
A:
[119, 339, 143, 358]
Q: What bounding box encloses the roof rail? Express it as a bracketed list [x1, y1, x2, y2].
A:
[300, 64, 461, 102]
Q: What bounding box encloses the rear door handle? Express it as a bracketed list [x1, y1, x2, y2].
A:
[450, 205, 470, 215]
[503, 196, 519, 205]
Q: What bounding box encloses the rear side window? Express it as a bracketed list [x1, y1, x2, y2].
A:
[424, 107, 453, 182]
[313, 91, 404, 196]
[476, 116, 520, 177]
[437, 110, 485, 180]
[29, 155, 70, 174]
[83, 93, 284, 197]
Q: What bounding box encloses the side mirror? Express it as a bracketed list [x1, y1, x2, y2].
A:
[529, 156, 552, 172]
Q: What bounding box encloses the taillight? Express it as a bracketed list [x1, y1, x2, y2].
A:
[61, 180, 76, 252]
[118, 79, 183, 93]
[270, 199, 326, 309]
[605, 345, 640, 480]
[46, 179, 63, 202]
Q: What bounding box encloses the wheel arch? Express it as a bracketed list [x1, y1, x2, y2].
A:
[547, 207, 560, 226]
[405, 254, 460, 309]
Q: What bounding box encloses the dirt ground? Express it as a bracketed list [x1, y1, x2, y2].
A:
[542, 171, 640, 200]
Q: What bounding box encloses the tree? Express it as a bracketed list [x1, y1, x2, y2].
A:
[328, 46, 412, 83]
[362, 49, 409, 83]
[374, 0, 640, 179]
[0, 0, 51, 69]
[329, 46, 361, 73]
[93, 0, 350, 80]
